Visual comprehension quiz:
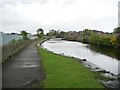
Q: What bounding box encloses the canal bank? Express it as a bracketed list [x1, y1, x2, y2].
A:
[41, 38, 120, 88]
[37, 47, 105, 88]
[42, 38, 119, 75]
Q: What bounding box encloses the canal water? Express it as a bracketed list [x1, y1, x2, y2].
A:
[42, 38, 120, 75]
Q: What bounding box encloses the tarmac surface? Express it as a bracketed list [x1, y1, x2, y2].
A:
[2, 43, 45, 88]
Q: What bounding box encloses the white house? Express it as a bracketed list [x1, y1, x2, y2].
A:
[27, 33, 38, 40]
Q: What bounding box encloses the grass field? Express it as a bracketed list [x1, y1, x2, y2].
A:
[37, 47, 105, 88]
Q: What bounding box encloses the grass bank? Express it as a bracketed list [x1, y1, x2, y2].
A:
[37, 47, 105, 88]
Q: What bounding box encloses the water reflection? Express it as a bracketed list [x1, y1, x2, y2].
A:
[86, 45, 120, 60]
[42, 39, 119, 75]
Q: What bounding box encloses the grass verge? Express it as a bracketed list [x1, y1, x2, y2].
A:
[37, 47, 105, 88]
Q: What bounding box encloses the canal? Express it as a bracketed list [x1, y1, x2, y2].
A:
[42, 38, 120, 75]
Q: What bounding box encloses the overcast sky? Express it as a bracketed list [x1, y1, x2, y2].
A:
[0, 0, 119, 34]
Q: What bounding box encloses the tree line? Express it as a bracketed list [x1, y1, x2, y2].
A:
[19, 27, 120, 48]
[20, 28, 44, 40]
[45, 27, 120, 48]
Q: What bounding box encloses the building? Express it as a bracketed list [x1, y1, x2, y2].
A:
[91, 30, 104, 35]
[0, 32, 23, 46]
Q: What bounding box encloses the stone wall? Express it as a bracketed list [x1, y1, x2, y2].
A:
[2, 40, 32, 63]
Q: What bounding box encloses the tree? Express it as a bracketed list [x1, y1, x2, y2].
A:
[83, 29, 92, 36]
[20, 30, 28, 40]
[113, 27, 120, 33]
[113, 27, 120, 47]
[37, 28, 44, 38]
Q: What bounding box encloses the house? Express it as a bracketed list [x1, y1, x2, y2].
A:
[27, 33, 38, 39]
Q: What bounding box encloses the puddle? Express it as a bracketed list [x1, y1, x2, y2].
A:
[21, 64, 39, 68]
[34, 51, 37, 52]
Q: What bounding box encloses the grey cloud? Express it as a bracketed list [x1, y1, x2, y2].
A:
[62, 0, 78, 5]
[1, 0, 118, 34]
[1, 0, 48, 5]
[2, 18, 26, 26]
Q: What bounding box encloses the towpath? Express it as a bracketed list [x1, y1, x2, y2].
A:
[2, 42, 44, 88]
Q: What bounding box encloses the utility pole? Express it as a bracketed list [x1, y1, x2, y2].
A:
[118, 1, 120, 27]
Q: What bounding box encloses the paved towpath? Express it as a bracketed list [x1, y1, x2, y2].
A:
[2, 42, 45, 88]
